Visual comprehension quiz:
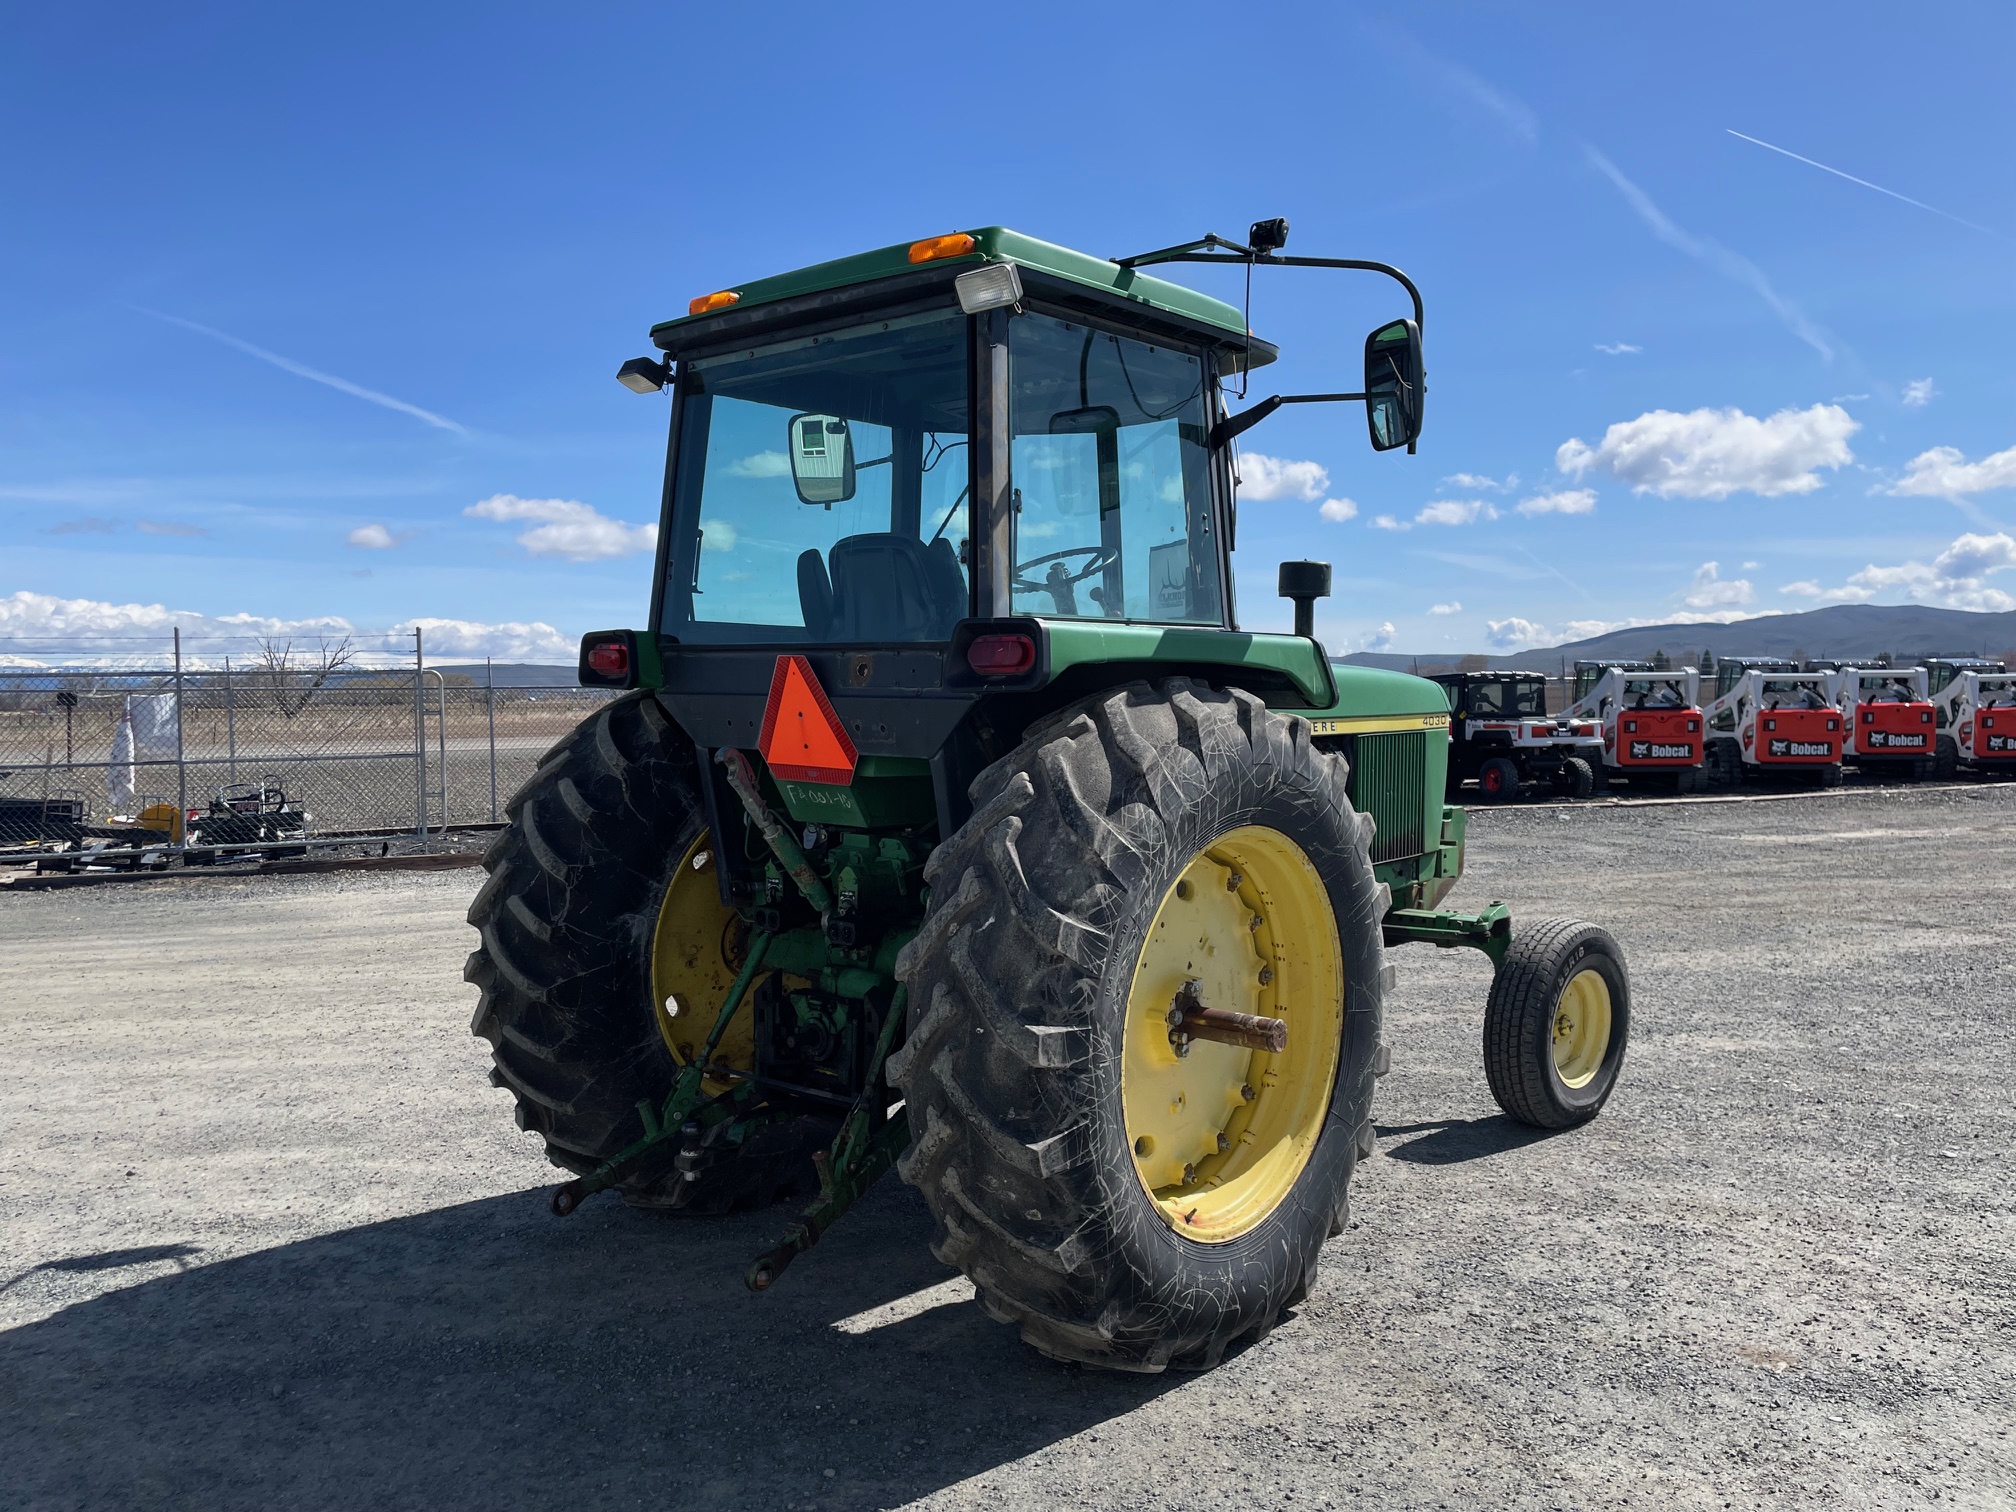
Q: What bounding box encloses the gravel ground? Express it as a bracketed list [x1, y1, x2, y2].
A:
[1, 783, 2010, 1511]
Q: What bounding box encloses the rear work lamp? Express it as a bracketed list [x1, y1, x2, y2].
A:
[955, 262, 1024, 316]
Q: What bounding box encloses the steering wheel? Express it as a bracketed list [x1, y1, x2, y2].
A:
[1011, 545, 1117, 592]
[1012, 545, 1120, 618]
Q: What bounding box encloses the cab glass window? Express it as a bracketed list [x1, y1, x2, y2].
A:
[1007, 313, 1220, 624]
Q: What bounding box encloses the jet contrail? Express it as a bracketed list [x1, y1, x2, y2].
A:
[1726, 129, 2001, 237]
[138, 309, 467, 433]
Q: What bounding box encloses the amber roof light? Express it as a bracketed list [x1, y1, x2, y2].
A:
[688, 289, 741, 316]
[908, 233, 976, 264]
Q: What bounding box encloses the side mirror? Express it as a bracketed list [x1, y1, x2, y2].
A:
[789, 413, 856, 505]
[1363, 318, 1424, 452]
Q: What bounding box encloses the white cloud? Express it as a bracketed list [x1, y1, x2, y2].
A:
[1486, 617, 1550, 650]
[347, 523, 406, 550]
[1594, 342, 1642, 356]
[1372, 26, 1538, 149]
[0, 591, 573, 665]
[1584, 147, 1836, 360]
[465, 494, 657, 562]
[699, 518, 739, 551]
[1239, 453, 1330, 501]
[1776, 531, 2016, 611]
[1364, 621, 1398, 653]
[1741, 560, 1761, 570]
[728, 451, 791, 478]
[1886, 443, 2016, 499]
[1417, 499, 1498, 527]
[1901, 378, 1937, 409]
[1318, 497, 1359, 523]
[1684, 561, 1756, 609]
[1557, 404, 1858, 499]
[1428, 601, 1462, 616]
[1441, 472, 1512, 492]
[1515, 488, 1597, 517]
[1370, 514, 1406, 532]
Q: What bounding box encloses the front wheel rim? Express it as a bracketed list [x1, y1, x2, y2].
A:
[1120, 826, 1344, 1243]
[1551, 967, 1613, 1089]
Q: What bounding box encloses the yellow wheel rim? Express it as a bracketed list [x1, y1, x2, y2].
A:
[649, 832, 758, 1090]
[1121, 825, 1344, 1243]
[1551, 967, 1612, 1090]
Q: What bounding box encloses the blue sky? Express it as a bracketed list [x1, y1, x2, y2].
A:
[4, 2, 2011, 663]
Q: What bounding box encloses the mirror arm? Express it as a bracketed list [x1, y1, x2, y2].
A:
[1211, 392, 1369, 450]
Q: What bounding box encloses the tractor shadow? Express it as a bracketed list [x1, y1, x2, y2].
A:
[0, 1181, 1173, 1512]
[1376, 1114, 1559, 1164]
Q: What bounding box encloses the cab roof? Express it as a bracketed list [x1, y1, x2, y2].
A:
[650, 227, 1279, 371]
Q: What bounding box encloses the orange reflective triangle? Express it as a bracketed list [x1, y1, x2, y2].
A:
[758, 654, 858, 784]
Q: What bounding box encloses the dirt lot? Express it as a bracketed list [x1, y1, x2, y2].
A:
[2, 784, 2011, 1511]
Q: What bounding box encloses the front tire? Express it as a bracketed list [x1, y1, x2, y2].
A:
[1556, 756, 1596, 799]
[1483, 919, 1629, 1129]
[891, 680, 1386, 1372]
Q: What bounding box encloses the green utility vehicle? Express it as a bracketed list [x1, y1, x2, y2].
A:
[468, 223, 1631, 1372]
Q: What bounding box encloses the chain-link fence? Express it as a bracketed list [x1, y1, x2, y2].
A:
[0, 656, 616, 865]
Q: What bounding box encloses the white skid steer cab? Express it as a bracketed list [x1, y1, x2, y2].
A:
[1926, 658, 2016, 779]
[1703, 658, 1844, 787]
[1828, 667, 1937, 779]
[1428, 670, 1606, 802]
[1562, 661, 1708, 792]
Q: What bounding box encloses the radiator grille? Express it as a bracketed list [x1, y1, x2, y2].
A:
[1346, 731, 1428, 862]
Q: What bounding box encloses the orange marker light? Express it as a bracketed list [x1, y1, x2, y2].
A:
[688, 290, 741, 316]
[908, 233, 977, 264]
[758, 655, 858, 785]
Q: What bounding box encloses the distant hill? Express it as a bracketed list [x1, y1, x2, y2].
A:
[433, 662, 578, 687]
[1338, 604, 2016, 676]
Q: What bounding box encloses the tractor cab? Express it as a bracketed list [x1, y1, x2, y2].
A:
[1827, 667, 1936, 776]
[1430, 670, 1603, 801]
[1562, 661, 1705, 788]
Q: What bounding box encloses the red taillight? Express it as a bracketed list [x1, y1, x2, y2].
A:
[587, 640, 630, 677]
[968, 633, 1035, 676]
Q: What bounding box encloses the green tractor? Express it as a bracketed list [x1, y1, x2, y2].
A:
[467, 223, 1630, 1371]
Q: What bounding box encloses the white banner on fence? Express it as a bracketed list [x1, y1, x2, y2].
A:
[107, 693, 178, 814]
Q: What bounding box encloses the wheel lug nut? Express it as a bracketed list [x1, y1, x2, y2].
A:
[1240, 1083, 1256, 1102]
[1257, 966, 1273, 986]
[1226, 872, 1243, 891]
[1182, 1163, 1197, 1184]
[1215, 1132, 1230, 1153]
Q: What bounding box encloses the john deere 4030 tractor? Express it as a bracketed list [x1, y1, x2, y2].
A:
[467, 222, 1630, 1371]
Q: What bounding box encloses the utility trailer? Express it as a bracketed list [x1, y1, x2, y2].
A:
[1925, 659, 2016, 778]
[1562, 661, 1707, 792]
[1827, 667, 1937, 779]
[1428, 670, 1605, 801]
[1703, 658, 1844, 787]
[466, 221, 1634, 1373]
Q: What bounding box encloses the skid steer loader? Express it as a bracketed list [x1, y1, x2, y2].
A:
[1926, 659, 2016, 778]
[1828, 667, 1936, 780]
[1562, 661, 1707, 792]
[1703, 658, 1843, 787]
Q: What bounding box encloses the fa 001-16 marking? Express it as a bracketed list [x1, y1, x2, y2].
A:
[1629, 741, 1694, 761]
[1865, 730, 1928, 750]
[1768, 738, 1834, 758]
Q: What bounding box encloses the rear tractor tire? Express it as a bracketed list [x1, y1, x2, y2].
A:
[891, 680, 1386, 1372]
[1476, 755, 1521, 803]
[466, 690, 827, 1213]
[1483, 919, 1630, 1129]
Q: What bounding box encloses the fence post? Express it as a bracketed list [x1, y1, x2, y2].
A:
[430, 669, 448, 829]
[172, 626, 187, 845]
[414, 627, 430, 848]
[224, 655, 237, 783]
[486, 658, 498, 823]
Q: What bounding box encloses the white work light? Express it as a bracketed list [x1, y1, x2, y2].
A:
[954, 262, 1024, 315]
